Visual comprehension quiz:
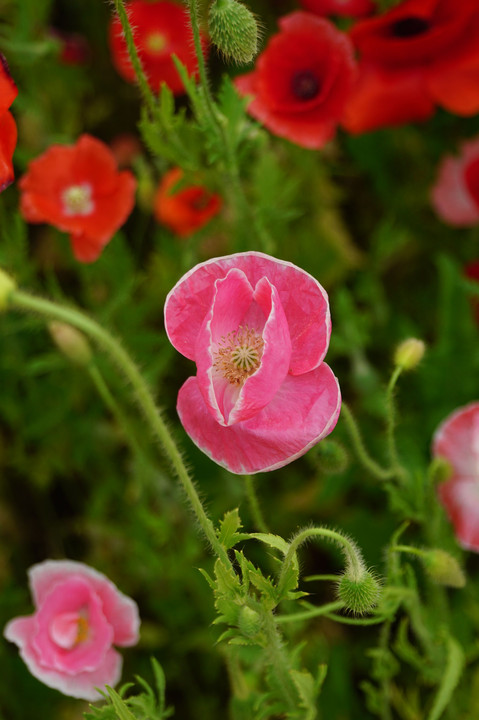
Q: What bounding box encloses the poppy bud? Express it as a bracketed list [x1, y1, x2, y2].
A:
[394, 338, 426, 371]
[49, 322, 92, 366]
[0, 268, 16, 311]
[315, 439, 349, 474]
[238, 605, 262, 637]
[337, 570, 381, 615]
[421, 549, 466, 588]
[208, 0, 259, 65]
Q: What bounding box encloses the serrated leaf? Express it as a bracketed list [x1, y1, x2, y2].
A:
[198, 567, 215, 589]
[105, 687, 137, 720]
[290, 669, 317, 720]
[151, 657, 167, 716]
[218, 508, 242, 549]
[214, 558, 242, 596]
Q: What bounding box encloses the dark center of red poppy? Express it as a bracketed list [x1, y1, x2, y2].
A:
[291, 70, 320, 101]
[390, 16, 430, 38]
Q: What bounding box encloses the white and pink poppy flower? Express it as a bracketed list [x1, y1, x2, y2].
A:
[164, 251, 342, 474]
[4, 560, 140, 701]
[431, 138, 479, 227]
[432, 402, 479, 552]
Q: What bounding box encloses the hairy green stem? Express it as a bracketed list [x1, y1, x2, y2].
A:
[277, 600, 344, 624]
[385, 366, 409, 484]
[261, 610, 299, 713]
[278, 527, 365, 598]
[9, 289, 231, 567]
[243, 474, 270, 533]
[341, 403, 395, 481]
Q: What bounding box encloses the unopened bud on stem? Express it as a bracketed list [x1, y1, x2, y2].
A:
[394, 338, 426, 371]
[421, 549, 466, 588]
[208, 0, 259, 65]
[337, 569, 381, 615]
[49, 322, 92, 366]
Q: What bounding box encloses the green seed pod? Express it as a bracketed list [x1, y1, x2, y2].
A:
[421, 549, 466, 588]
[208, 0, 259, 65]
[238, 605, 262, 637]
[337, 571, 381, 615]
[0, 268, 16, 311]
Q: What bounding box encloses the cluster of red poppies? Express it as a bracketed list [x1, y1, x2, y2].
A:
[2, 0, 479, 262]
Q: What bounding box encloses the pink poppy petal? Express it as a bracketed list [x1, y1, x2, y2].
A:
[177, 363, 341, 474]
[431, 155, 479, 227]
[432, 402, 479, 479]
[29, 560, 140, 647]
[164, 251, 330, 374]
[438, 478, 479, 552]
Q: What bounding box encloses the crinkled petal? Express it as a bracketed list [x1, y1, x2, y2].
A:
[29, 560, 140, 647]
[438, 478, 479, 552]
[164, 251, 330, 374]
[177, 364, 341, 474]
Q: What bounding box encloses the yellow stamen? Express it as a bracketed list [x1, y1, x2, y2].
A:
[146, 31, 167, 54]
[214, 326, 264, 386]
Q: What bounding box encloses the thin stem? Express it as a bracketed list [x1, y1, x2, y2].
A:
[277, 600, 344, 624]
[261, 610, 299, 713]
[112, 0, 158, 117]
[185, 0, 219, 126]
[10, 289, 231, 567]
[243, 475, 270, 533]
[341, 403, 394, 481]
[391, 545, 424, 558]
[278, 527, 365, 598]
[385, 366, 409, 484]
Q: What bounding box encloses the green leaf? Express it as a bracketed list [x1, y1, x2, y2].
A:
[105, 687, 137, 720]
[218, 508, 243, 549]
[427, 635, 465, 720]
[290, 669, 318, 720]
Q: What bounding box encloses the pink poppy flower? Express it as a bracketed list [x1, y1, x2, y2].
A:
[164, 251, 341, 474]
[432, 402, 479, 552]
[4, 560, 140, 701]
[431, 138, 479, 227]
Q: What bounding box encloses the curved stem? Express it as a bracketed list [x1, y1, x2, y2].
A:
[341, 403, 394, 481]
[385, 366, 409, 484]
[243, 474, 269, 533]
[277, 600, 344, 624]
[10, 289, 231, 567]
[278, 527, 365, 598]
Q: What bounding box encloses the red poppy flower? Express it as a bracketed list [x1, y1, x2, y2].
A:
[300, 0, 374, 19]
[431, 137, 479, 227]
[153, 167, 222, 237]
[343, 0, 479, 133]
[0, 54, 18, 192]
[464, 260, 479, 325]
[235, 12, 356, 149]
[109, 0, 207, 95]
[19, 135, 137, 263]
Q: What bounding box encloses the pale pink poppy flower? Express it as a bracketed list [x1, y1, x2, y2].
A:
[431, 138, 479, 227]
[4, 560, 140, 701]
[164, 251, 341, 474]
[432, 402, 479, 552]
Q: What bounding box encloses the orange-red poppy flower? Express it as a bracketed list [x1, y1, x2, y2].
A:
[0, 54, 18, 192]
[153, 168, 222, 237]
[300, 0, 374, 18]
[343, 0, 479, 133]
[19, 135, 137, 263]
[109, 0, 207, 95]
[235, 12, 356, 149]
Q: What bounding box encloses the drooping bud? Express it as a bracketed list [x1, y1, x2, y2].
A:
[49, 322, 92, 366]
[315, 439, 349, 474]
[394, 338, 426, 371]
[337, 570, 381, 615]
[421, 549, 466, 588]
[0, 268, 16, 311]
[238, 605, 262, 637]
[208, 0, 259, 65]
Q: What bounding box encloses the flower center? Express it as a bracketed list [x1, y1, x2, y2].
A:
[391, 16, 430, 38]
[291, 70, 321, 101]
[146, 31, 167, 55]
[214, 326, 264, 386]
[62, 183, 94, 216]
[49, 611, 90, 649]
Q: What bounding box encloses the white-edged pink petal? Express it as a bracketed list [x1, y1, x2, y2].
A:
[438, 478, 479, 552]
[164, 251, 331, 374]
[29, 560, 140, 647]
[432, 402, 479, 479]
[176, 363, 341, 474]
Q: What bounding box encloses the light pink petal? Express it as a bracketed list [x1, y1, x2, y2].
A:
[49, 612, 82, 650]
[164, 251, 330, 374]
[195, 268, 255, 424]
[431, 155, 479, 227]
[177, 363, 341, 474]
[432, 402, 479, 479]
[438, 478, 479, 552]
[4, 615, 36, 647]
[29, 560, 140, 647]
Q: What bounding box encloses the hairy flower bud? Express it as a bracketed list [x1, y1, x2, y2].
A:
[208, 0, 259, 65]
[337, 570, 381, 615]
[315, 439, 349, 474]
[394, 338, 426, 371]
[238, 605, 262, 637]
[421, 549, 466, 588]
[0, 268, 16, 311]
[49, 322, 92, 366]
